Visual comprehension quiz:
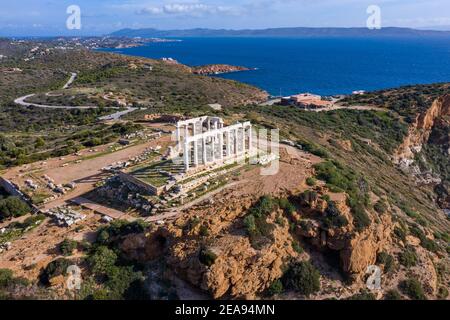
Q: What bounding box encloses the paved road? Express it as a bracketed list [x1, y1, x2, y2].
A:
[14, 94, 98, 109]
[14, 72, 98, 109]
[13, 71, 139, 120]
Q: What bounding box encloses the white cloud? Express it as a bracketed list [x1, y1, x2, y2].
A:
[136, 2, 241, 17]
[139, 7, 163, 15]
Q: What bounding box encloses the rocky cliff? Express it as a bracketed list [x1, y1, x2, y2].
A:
[295, 188, 393, 279]
[394, 94, 450, 210]
[394, 94, 450, 164]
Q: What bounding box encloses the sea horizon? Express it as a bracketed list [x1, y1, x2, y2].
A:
[99, 36, 450, 96]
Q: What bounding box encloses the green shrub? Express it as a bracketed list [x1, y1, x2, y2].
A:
[384, 289, 402, 300]
[300, 190, 319, 204]
[59, 239, 78, 256]
[0, 269, 14, 288]
[250, 196, 275, 218]
[96, 220, 148, 245]
[292, 241, 303, 254]
[394, 226, 407, 242]
[374, 200, 388, 214]
[243, 215, 257, 234]
[88, 246, 118, 276]
[283, 261, 320, 296]
[297, 140, 330, 158]
[40, 258, 71, 285]
[104, 265, 142, 300]
[199, 225, 210, 237]
[243, 198, 277, 249]
[409, 225, 440, 253]
[323, 201, 349, 228]
[313, 160, 371, 231]
[0, 269, 29, 291]
[199, 249, 217, 267]
[347, 289, 376, 300]
[399, 278, 426, 300]
[267, 279, 284, 296]
[376, 252, 395, 273]
[398, 247, 418, 268]
[306, 177, 316, 186]
[0, 197, 30, 220]
[278, 198, 296, 216]
[437, 286, 449, 299]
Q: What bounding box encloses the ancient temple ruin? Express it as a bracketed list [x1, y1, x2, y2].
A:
[175, 116, 253, 171]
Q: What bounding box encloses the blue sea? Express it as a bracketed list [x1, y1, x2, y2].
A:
[100, 37, 450, 96]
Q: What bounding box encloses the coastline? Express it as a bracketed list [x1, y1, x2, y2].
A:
[97, 37, 450, 96]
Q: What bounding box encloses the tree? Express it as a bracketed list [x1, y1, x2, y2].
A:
[88, 246, 117, 276]
[59, 239, 78, 256]
[283, 261, 320, 296]
[0, 197, 30, 220]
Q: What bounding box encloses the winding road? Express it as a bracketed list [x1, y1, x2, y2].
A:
[13, 71, 140, 119]
[14, 72, 98, 109]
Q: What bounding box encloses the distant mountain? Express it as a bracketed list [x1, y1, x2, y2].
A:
[109, 27, 450, 38]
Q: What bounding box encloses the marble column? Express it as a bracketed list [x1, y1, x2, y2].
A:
[241, 126, 246, 153]
[211, 136, 216, 162]
[193, 139, 199, 167]
[248, 126, 253, 152]
[184, 124, 189, 140]
[176, 125, 181, 143]
[219, 133, 224, 160]
[234, 129, 238, 156]
[202, 137, 207, 164]
[226, 131, 231, 157]
[184, 141, 190, 171]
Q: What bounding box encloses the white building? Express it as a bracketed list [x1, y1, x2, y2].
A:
[175, 116, 253, 171]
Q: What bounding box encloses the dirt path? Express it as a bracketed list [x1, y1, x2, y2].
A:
[311, 104, 386, 113]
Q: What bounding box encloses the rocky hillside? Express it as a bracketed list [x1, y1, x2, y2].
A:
[343, 85, 450, 214]
[191, 64, 251, 75]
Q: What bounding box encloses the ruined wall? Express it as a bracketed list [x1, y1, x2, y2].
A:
[118, 172, 164, 196]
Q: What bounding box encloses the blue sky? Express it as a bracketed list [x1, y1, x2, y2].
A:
[1, 0, 450, 36]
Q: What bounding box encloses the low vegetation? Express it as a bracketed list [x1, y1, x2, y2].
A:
[59, 239, 78, 256]
[399, 278, 426, 300]
[313, 160, 371, 231]
[243, 196, 277, 249]
[282, 261, 321, 297]
[376, 252, 396, 273]
[398, 247, 418, 268]
[0, 195, 30, 221]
